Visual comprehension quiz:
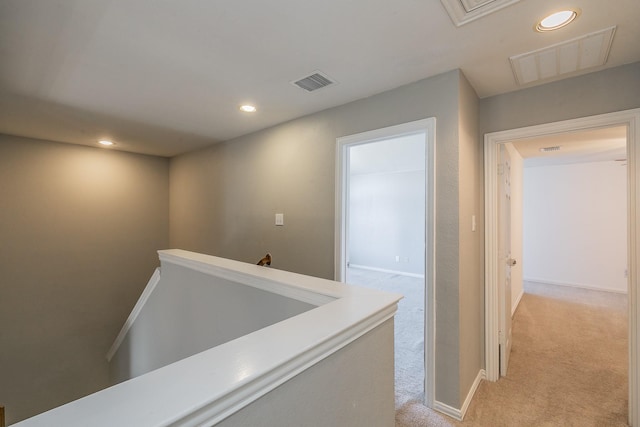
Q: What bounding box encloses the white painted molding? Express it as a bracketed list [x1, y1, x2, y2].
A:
[461, 369, 486, 419]
[106, 267, 161, 362]
[627, 107, 640, 427]
[178, 302, 399, 427]
[348, 263, 425, 279]
[484, 108, 640, 427]
[433, 369, 485, 421]
[433, 400, 463, 421]
[159, 250, 336, 306]
[524, 277, 628, 295]
[512, 288, 524, 317]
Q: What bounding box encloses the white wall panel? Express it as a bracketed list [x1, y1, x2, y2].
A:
[523, 161, 627, 293]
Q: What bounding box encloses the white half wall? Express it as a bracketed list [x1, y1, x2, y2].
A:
[108, 262, 316, 384]
[523, 160, 628, 293]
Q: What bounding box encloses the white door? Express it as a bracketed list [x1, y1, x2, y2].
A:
[499, 144, 514, 376]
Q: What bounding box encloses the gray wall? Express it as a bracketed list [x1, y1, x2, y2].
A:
[109, 263, 314, 384]
[0, 135, 169, 424]
[480, 62, 640, 135]
[170, 69, 478, 408]
[457, 73, 483, 405]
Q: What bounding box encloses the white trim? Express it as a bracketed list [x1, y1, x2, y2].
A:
[177, 304, 398, 427]
[629, 109, 640, 427]
[335, 117, 437, 408]
[426, 118, 437, 411]
[432, 401, 462, 421]
[484, 108, 640, 427]
[106, 267, 161, 362]
[158, 250, 336, 306]
[433, 369, 485, 421]
[348, 263, 425, 279]
[512, 288, 524, 317]
[461, 369, 486, 419]
[524, 277, 628, 295]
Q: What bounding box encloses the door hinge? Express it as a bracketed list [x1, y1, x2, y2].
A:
[498, 330, 505, 345]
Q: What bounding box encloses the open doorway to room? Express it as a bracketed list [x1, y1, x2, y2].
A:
[347, 133, 426, 406]
[484, 109, 640, 425]
[335, 118, 436, 409]
[509, 127, 628, 422]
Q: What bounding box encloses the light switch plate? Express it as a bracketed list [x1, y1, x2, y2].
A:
[275, 213, 284, 226]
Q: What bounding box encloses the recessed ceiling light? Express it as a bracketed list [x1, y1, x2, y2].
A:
[239, 105, 257, 113]
[98, 140, 115, 146]
[536, 10, 579, 32]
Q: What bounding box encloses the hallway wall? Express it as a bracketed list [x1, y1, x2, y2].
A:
[523, 161, 627, 293]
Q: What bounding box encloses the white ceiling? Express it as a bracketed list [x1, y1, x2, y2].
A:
[1, 0, 639, 157]
[511, 125, 627, 167]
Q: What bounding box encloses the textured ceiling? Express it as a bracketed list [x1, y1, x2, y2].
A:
[0, 0, 638, 157]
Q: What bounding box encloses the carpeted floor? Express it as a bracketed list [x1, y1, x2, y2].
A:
[348, 269, 629, 426]
[459, 281, 628, 426]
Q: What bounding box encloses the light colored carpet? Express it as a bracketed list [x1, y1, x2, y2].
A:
[348, 270, 629, 426]
[459, 281, 628, 426]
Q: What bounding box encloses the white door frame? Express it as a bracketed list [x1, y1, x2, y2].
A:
[335, 117, 436, 408]
[484, 108, 640, 426]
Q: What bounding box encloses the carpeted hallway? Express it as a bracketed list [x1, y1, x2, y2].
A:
[351, 271, 630, 427]
[459, 281, 628, 426]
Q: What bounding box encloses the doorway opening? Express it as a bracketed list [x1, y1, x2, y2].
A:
[484, 109, 640, 426]
[335, 118, 436, 408]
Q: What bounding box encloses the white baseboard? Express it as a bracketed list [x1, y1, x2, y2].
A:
[433, 369, 485, 421]
[348, 263, 424, 279]
[512, 288, 524, 316]
[524, 277, 627, 295]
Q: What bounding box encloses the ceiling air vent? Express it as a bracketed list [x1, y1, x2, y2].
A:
[510, 26, 616, 86]
[539, 146, 561, 153]
[291, 71, 336, 92]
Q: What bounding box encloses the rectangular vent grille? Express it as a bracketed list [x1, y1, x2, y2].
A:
[292, 71, 335, 92]
[510, 26, 616, 86]
[460, 0, 497, 13]
[539, 146, 561, 152]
